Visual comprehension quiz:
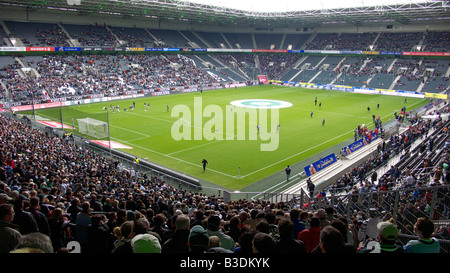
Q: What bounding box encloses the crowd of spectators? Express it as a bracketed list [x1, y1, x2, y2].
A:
[0, 50, 448, 104]
[35, 26, 70, 47]
[110, 27, 156, 48]
[332, 115, 435, 195]
[0, 20, 449, 257]
[215, 53, 256, 71]
[304, 33, 339, 50]
[423, 31, 450, 52]
[0, 104, 448, 254]
[328, 32, 378, 51]
[1, 53, 220, 102]
[375, 32, 423, 52]
[67, 24, 117, 47]
[321, 56, 449, 93]
[2, 20, 449, 53]
[258, 53, 301, 80]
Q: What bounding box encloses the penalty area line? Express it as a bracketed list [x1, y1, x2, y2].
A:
[110, 137, 236, 179]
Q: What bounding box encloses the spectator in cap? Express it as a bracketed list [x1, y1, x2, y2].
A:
[358, 208, 381, 243]
[314, 209, 330, 229]
[0, 203, 22, 253]
[358, 220, 404, 253]
[404, 217, 440, 253]
[0, 193, 12, 205]
[206, 214, 235, 251]
[188, 225, 209, 253]
[10, 232, 53, 253]
[131, 233, 161, 253]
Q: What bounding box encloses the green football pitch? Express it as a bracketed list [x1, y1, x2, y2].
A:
[28, 85, 428, 190]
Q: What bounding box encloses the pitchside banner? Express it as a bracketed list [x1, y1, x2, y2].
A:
[343, 132, 378, 156]
[304, 153, 338, 177]
[258, 75, 268, 84]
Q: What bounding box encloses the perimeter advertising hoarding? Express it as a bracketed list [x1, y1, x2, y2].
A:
[304, 153, 338, 177]
[403, 52, 450, 57]
[54, 47, 81, 52]
[425, 93, 448, 99]
[252, 49, 288, 53]
[258, 75, 268, 84]
[207, 48, 252, 53]
[11, 101, 64, 112]
[0, 47, 26, 51]
[26, 47, 54, 51]
[343, 132, 378, 156]
[0, 47, 449, 57]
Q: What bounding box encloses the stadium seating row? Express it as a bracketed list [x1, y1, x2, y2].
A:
[2, 21, 449, 52]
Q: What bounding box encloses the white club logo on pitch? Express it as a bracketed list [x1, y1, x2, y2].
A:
[171, 97, 292, 151]
[230, 99, 293, 109]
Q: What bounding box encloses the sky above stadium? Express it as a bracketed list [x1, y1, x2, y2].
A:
[180, 0, 425, 13]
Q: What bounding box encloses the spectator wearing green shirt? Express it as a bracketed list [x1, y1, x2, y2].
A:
[404, 217, 440, 253]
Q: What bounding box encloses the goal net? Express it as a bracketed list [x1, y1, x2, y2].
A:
[77, 118, 108, 139]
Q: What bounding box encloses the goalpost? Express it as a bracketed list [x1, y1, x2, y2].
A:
[77, 117, 109, 139]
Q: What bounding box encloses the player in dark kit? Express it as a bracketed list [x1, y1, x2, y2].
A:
[202, 158, 208, 172]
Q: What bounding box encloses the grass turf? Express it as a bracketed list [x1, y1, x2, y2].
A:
[28, 85, 428, 190]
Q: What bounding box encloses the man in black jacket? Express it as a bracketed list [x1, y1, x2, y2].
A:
[274, 217, 307, 253]
[285, 165, 292, 181]
[162, 214, 190, 253]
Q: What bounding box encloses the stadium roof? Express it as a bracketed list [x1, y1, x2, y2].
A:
[0, 0, 449, 28]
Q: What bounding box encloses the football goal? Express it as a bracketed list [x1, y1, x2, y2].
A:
[77, 118, 108, 139]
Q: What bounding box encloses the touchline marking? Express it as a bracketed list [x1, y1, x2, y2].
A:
[67, 98, 428, 181]
[238, 128, 353, 179]
[237, 100, 426, 179]
[126, 135, 152, 142]
[109, 124, 150, 137]
[110, 137, 236, 178]
[251, 174, 303, 201]
[167, 139, 223, 155]
[126, 110, 238, 137]
[291, 106, 368, 119]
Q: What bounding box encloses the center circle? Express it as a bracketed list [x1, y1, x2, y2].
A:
[230, 99, 292, 109]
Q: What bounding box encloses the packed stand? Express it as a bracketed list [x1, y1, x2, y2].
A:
[0, 113, 447, 254]
[258, 53, 301, 80]
[2, 54, 220, 102]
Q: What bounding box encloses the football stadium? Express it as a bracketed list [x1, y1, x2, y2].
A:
[0, 0, 449, 257]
